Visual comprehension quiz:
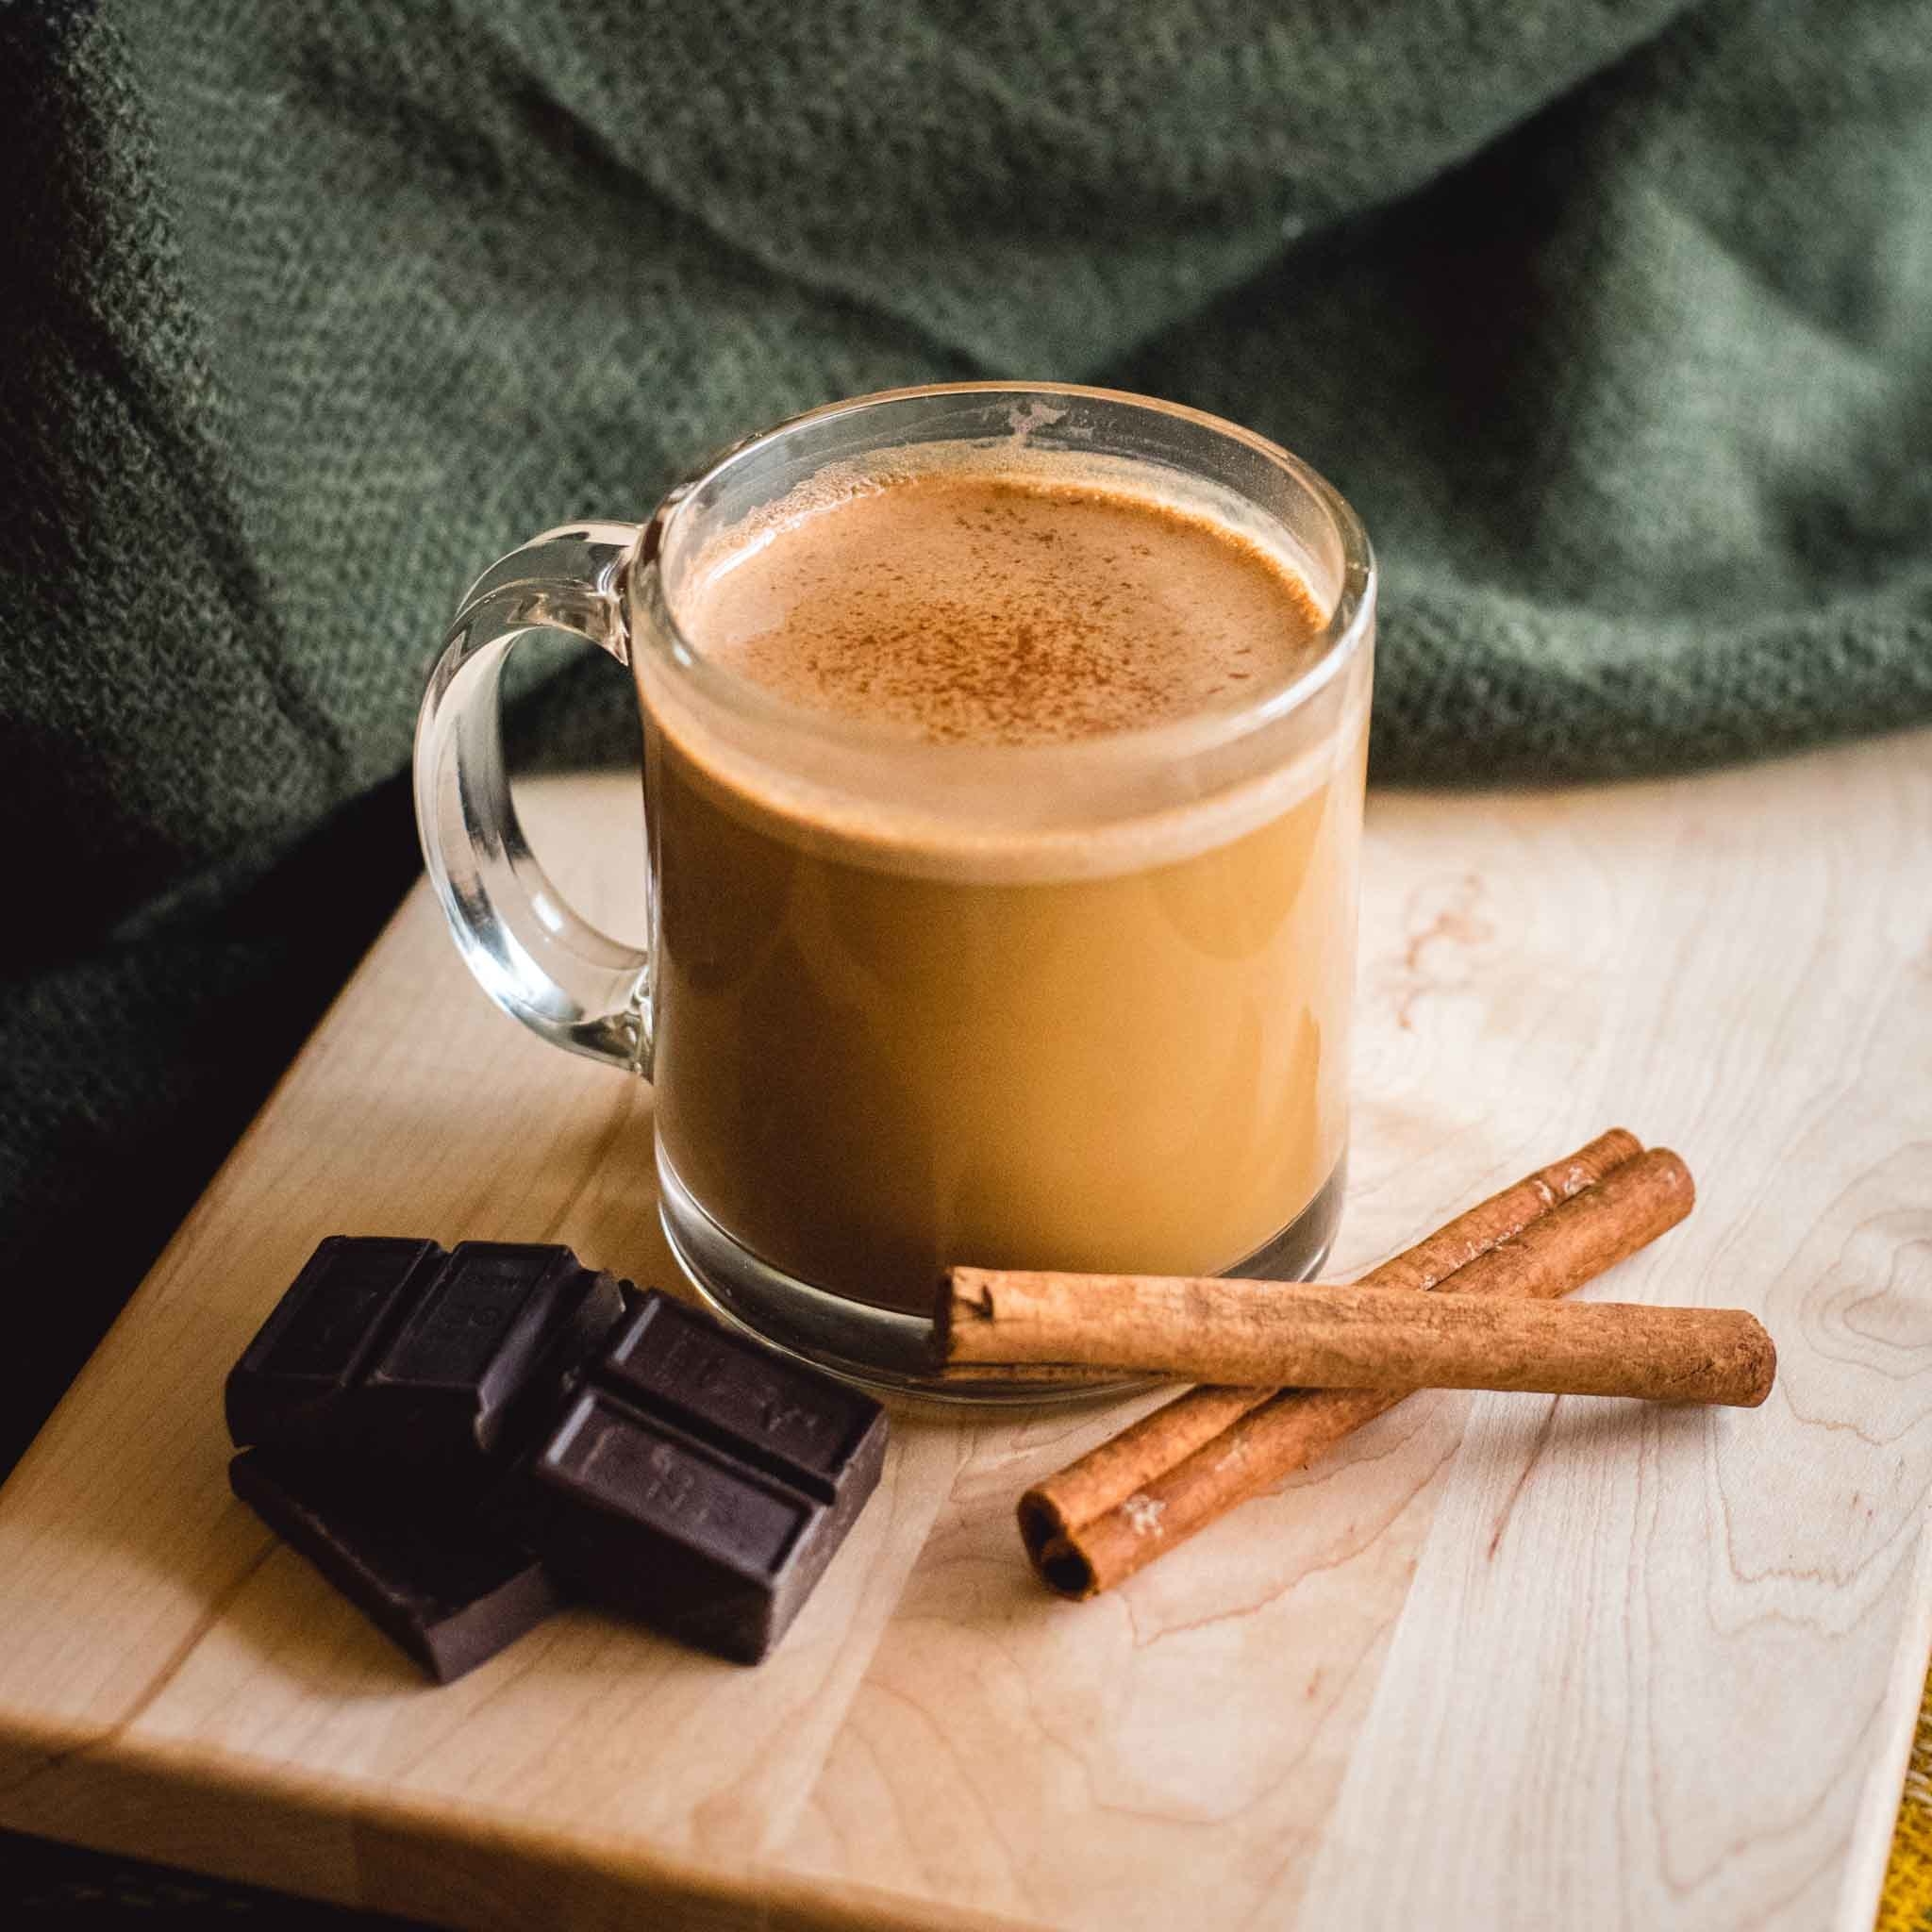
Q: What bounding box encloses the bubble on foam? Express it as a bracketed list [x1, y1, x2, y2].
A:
[1007, 399, 1069, 441]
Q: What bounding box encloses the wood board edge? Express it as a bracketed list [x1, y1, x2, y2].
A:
[0, 1724, 1046, 1932]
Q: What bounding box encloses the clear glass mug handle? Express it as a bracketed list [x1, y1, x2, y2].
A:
[412, 522, 653, 1074]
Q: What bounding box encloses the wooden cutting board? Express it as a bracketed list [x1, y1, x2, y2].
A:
[3, 734, 1930, 1932]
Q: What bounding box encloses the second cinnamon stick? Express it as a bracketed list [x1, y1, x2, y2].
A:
[1023, 1142, 1696, 1597]
[1015, 1127, 1644, 1562]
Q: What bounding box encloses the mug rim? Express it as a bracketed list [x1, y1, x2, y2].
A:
[632, 380, 1375, 771]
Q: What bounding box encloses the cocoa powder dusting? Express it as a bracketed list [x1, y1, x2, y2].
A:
[682, 473, 1324, 745]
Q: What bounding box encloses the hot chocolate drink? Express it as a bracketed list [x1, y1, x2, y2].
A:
[638, 457, 1368, 1318]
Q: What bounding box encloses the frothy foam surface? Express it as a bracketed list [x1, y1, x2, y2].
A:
[676, 469, 1326, 745]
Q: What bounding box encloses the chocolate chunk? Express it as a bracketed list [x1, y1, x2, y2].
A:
[361, 1242, 625, 1474]
[507, 1293, 889, 1663]
[519, 1391, 816, 1662]
[225, 1237, 442, 1451]
[230, 1450, 562, 1684]
[226, 1239, 625, 1483]
[598, 1291, 884, 1504]
[226, 1245, 886, 1669]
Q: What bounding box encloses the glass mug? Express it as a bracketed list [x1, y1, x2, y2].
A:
[415, 383, 1374, 1398]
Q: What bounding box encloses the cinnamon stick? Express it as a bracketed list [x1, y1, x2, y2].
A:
[1016, 1127, 1641, 1567]
[949, 1130, 1645, 1397]
[944, 1270, 1771, 1406]
[1022, 1141, 1695, 1598]
[936, 1361, 1151, 1386]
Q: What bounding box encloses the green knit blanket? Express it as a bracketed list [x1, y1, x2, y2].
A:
[2, 0, 1929, 1467]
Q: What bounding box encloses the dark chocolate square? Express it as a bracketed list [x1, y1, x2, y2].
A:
[230, 1450, 562, 1684]
[227, 1238, 625, 1486]
[516, 1389, 822, 1664]
[502, 1301, 889, 1663]
[360, 1242, 625, 1472]
[598, 1291, 885, 1504]
[225, 1238, 444, 1451]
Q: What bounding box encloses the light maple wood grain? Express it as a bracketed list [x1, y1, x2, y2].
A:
[2, 730, 1928, 1932]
